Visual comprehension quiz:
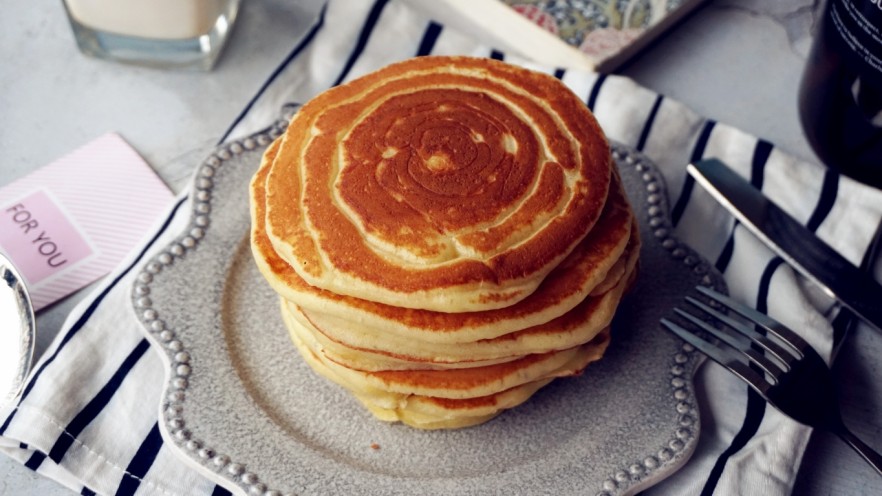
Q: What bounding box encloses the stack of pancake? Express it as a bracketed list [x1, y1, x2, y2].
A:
[249, 56, 639, 429]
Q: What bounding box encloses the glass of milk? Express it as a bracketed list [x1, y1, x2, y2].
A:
[62, 0, 241, 70]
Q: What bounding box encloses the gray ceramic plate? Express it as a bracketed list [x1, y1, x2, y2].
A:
[133, 116, 724, 496]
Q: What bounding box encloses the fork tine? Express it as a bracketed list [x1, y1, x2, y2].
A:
[660, 318, 772, 398]
[673, 307, 784, 379]
[695, 286, 809, 357]
[667, 291, 882, 477]
[684, 296, 798, 369]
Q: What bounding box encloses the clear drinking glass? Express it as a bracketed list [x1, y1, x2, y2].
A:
[62, 0, 241, 70]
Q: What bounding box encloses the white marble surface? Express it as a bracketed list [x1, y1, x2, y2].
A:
[1, 0, 880, 494]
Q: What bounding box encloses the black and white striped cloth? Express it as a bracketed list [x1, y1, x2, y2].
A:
[3, 0, 882, 494]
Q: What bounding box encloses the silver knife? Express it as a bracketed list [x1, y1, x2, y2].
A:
[688, 158, 882, 334]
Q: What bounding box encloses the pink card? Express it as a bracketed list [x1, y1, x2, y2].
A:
[0, 133, 174, 311]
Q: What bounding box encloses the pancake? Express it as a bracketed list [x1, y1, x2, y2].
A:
[291, 316, 604, 400]
[283, 238, 637, 369]
[282, 298, 611, 428]
[251, 139, 634, 344]
[357, 379, 553, 430]
[291, 320, 556, 429]
[262, 56, 612, 312]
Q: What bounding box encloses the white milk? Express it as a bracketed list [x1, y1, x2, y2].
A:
[65, 0, 229, 40]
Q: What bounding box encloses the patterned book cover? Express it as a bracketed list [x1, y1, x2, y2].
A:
[500, 0, 707, 70]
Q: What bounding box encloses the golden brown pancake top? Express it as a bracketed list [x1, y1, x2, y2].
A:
[252, 138, 633, 337]
[263, 56, 612, 311]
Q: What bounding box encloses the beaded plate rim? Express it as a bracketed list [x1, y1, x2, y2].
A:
[131, 109, 724, 496]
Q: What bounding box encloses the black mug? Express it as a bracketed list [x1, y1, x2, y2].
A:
[798, 0, 882, 188]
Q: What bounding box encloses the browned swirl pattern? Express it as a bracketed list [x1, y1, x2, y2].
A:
[264, 56, 611, 312]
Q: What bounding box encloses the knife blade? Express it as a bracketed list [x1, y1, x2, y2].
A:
[688, 158, 882, 334]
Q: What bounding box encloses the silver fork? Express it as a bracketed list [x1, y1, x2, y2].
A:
[660, 286, 882, 476]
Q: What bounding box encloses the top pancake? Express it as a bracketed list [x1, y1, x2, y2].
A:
[263, 56, 612, 312]
[251, 138, 634, 343]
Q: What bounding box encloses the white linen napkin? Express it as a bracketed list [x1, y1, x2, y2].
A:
[3, 0, 882, 495]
